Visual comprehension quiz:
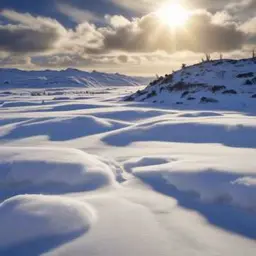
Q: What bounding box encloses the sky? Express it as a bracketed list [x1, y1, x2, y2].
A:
[0, 0, 255, 75]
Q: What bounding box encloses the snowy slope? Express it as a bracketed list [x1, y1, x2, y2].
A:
[0, 68, 151, 88]
[127, 58, 256, 109]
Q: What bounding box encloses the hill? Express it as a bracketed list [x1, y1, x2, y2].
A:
[126, 58, 256, 109]
[0, 68, 151, 88]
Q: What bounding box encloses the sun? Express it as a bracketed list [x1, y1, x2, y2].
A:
[156, 3, 190, 28]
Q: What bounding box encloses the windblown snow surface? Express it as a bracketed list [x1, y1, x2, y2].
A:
[0, 62, 256, 255]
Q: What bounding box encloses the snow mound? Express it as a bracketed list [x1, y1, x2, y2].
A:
[126, 152, 256, 212]
[2, 101, 43, 108]
[2, 115, 127, 142]
[103, 119, 256, 148]
[127, 57, 256, 110]
[0, 147, 116, 193]
[0, 194, 95, 248]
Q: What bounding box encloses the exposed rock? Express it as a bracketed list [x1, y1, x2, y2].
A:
[252, 77, 256, 84]
[146, 90, 157, 99]
[136, 90, 147, 96]
[237, 72, 254, 78]
[181, 91, 189, 98]
[124, 96, 134, 101]
[200, 97, 218, 103]
[169, 82, 206, 92]
[222, 90, 237, 94]
[244, 79, 253, 85]
[211, 85, 226, 93]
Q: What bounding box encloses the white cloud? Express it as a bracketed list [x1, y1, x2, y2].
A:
[240, 16, 256, 34]
[105, 15, 130, 28]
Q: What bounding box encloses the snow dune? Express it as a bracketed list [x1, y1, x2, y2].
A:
[1, 115, 128, 141]
[103, 117, 256, 148]
[0, 147, 116, 199]
[0, 195, 95, 255]
[123, 150, 256, 212]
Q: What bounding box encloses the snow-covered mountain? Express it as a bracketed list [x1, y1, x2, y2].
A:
[0, 68, 151, 88]
[127, 58, 256, 109]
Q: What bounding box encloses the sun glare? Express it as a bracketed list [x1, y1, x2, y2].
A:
[156, 3, 190, 28]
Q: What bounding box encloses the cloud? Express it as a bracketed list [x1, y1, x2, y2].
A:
[31, 53, 130, 68]
[117, 55, 128, 63]
[0, 55, 33, 67]
[0, 10, 66, 53]
[57, 3, 101, 23]
[109, 0, 234, 13]
[0, 8, 251, 57]
[105, 15, 130, 28]
[240, 16, 256, 34]
[107, 0, 160, 13]
[227, 0, 256, 13]
[102, 11, 247, 53]
[0, 6, 254, 74]
[33, 54, 93, 67]
[62, 22, 105, 55]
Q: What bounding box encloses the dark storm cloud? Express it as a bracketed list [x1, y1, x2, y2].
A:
[0, 10, 66, 54]
[0, 27, 60, 53]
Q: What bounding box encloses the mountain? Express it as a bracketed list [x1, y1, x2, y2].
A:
[126, 58, 256, 109]
[0, 68, 151, 88]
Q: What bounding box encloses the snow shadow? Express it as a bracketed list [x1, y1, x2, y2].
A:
[94, 109, 167, 122]
[0, 229, 85, 256]
[136, 172, 256, 240]
[43, 103, 113, 112]
[177, 112, 223, 118]
[103, 122, 256, 148]
[0, 177, 110, 202]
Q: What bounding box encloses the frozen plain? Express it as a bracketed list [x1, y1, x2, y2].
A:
[0, 86, 255, 256]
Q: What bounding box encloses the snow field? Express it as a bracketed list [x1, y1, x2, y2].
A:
[0, 85, 255, 255]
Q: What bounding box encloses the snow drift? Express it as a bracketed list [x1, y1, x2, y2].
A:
[0, 147, 116, 194]
[0, 194, 95, 248]
[123, 151, 256, 212]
